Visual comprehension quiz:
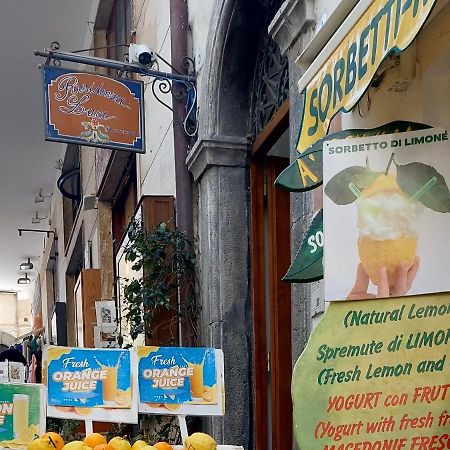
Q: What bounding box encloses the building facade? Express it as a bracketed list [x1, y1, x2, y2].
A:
[32, 0, 450, 449]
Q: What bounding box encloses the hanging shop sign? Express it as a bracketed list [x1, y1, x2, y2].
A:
[42, 66, 145, 153]
[44, 346, 138, 423]
[0, 383, 45, 449]
[292, 292, 450, 450]
[323, 127, 450, 301]
[276, 121, 431, 192]
[284, 209, 323, 283]
[291, 0, 436, 186]
[138, 346, 225, 416]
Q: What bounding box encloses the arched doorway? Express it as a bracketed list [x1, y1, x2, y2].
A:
[188, 0, 291, 448]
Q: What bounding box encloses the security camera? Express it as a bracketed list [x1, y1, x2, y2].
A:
[129, 43, 156, 66]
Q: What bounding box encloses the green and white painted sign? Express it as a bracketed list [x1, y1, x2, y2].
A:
[284, 209, 323, 282]
[292, 293, 450, 450]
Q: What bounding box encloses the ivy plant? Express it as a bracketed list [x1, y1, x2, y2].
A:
[121, 219, 198, 343]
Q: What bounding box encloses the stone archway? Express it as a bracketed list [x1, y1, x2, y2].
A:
[187, 1, 286, 448]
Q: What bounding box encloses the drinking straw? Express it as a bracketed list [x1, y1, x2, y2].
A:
[411, 176, 437, 200]
[348, 182, 362, 198]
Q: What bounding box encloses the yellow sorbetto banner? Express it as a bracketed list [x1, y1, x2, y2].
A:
[292, 293, 450, 449]
[298, 0, 436, 157]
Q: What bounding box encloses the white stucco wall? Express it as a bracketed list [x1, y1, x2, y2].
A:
[0, 293, 32, 339]
[134, 0, 176, 198]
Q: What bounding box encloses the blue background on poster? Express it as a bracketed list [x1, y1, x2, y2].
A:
[47, 348, 131, 407]
[138, 347, 216, 404]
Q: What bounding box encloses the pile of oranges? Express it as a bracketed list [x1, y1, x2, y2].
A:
[27, 433, 175, 450]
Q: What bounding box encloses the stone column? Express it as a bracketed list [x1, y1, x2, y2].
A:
[187, 135, 251, 449]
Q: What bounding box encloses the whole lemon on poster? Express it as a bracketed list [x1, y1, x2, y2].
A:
[28, 438, 57, 450]
[357, 174, 418, 286]
[62, 441, 92, 450]
[131, 441, 147, 450]
[184, 433, 217, 450]
[41, 432, 65, 450]
[108, 437, 132, 450]
[84, 434, 107, 448]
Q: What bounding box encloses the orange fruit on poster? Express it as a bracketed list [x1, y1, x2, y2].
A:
[153, 443, 173, 450]
[84, 434, 107, 448]
[163, 403, 180, 411]
[42, 432, 65, 450]
[74, 407, 93, 416]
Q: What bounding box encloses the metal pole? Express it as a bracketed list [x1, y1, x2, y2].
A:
[34, 49, 196, 83]
[170, 0, 193, 239]
[170, 0, 194, 347]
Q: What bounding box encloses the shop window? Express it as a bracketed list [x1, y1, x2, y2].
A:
[65, 231, 84, 346]
[115, 196, 176, 348]
[58, 145, 82, 249]
[112, 156, 137, 250]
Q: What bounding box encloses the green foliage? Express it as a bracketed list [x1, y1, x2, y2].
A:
[121, 220, 198, 343]
[46, 418, 82, 442]
[106, 423, 129, 442]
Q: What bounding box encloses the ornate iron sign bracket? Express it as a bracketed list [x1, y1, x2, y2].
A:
[35, 42, 198, 138]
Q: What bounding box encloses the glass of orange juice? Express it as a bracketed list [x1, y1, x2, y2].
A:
[189, 361, 204, 399]
[102, 366, 118, 402]
[13, 394, 29, 438]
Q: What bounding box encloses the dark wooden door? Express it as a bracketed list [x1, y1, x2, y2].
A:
[251, 153, 292, 450]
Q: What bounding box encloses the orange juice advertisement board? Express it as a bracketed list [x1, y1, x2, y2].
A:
[138, 347, 225, 416]
[44, 346, 138, 423]
[0, 383, 45, 449]
[323, 128, 450, 301]
[292, 293, 450, 450]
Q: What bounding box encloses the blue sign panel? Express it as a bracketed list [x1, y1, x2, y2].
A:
[138, 347, 217, 405]
[47, 347, 132, 409]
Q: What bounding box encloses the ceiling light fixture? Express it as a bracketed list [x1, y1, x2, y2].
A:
[34, 189, 53, 203]
[31, 211, 49, 224]
[17, 274, 31, 285]
[19, 258, 33, 271]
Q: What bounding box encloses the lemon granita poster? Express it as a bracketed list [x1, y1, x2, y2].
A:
[44, 346, 138, 423]
[323, 127, 450, 301]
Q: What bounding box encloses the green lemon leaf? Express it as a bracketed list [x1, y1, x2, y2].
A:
[275, 150, 323, 192]
[395, 162, 450, 212]
[283, 210, 323, 282]
[324, 166, 367, 205]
